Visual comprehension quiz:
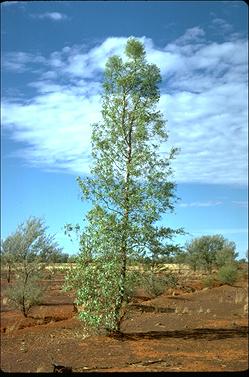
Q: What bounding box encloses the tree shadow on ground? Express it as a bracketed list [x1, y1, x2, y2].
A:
[112, 326, 248, 341]
[129, 304, 176, 313]
[166, 296, 191, 301]
[39, 302, 73, 306]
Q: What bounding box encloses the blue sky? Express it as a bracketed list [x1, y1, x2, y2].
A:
[1, 1, 248, 259]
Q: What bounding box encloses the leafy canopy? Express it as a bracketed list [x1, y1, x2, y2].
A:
[65, 38, 183, 332]
[185, 234, 238, 272]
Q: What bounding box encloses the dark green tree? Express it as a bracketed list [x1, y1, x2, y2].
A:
[185, 234, 238, 272]
[65, 38, 183, 333]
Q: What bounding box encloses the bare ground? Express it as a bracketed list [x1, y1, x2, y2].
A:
[1, 269, 248, 373]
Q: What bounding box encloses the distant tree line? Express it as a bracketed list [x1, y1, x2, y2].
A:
[128, 234, 240, 272]
[176, 234, 239, 272]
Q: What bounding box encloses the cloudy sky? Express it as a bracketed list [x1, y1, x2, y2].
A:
[1, 1, 248, 258]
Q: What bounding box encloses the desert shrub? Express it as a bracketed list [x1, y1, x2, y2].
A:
[4, 272, 45, 317]
[123, 269, 144, 302]
[202, 275, 216, 288]
[217, 264, 239, 285]
[142, 270, 178, 297]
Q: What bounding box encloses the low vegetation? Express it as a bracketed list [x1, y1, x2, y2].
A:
[1, 217, 66, 317]
[202, 275, 217, 288]
[4, 265, 46, 317]
[217, 264, 239, 285]
[142, 268, 178, 297]
[183, 234, 239, 273]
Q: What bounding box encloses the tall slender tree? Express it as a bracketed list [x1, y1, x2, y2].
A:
[65, 38, 183, 333]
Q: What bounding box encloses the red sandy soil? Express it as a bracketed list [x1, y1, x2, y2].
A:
[1, 269, 248, 372]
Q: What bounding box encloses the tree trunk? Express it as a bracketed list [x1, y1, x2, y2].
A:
[114, 246, 127, 332]
[7, 265, 11, 283]
[22, 294, 27, 317]
[22, 269, 29, 318]
[114, 114, 132, 333]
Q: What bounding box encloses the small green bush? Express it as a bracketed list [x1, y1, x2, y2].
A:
[217, 264, 238, 285]
[202, 275, 216, 288]
[143, 270, 178, 297]
[4, 279, 45, 317]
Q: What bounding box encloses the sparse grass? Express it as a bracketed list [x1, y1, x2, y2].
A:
[142, 270, 179, 298]
[234, 289, 246, 304]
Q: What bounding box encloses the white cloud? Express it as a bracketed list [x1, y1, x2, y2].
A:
[174, 26, 205, 45]
[232, 201, 248, 208]
[179, 201, 223, 208]
[210, 17, 233, 34]
[1, 31, 248, 185]
[32, 12, 68, 21]
[2, 87, 101, 174]
[2, 51, 47, 72]
[62, 37, 128, 78]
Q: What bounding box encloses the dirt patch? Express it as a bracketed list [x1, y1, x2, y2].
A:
[1, 270, 248, 372]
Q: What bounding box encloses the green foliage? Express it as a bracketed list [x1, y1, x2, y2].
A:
[4, 263, 46, 317]
[1, 217, 63, 267]
[1, 217, 61, 316]
[174, 250, 188, 265]
[142, 269, 178, 297]
[202, 275, 217, 288]
[64, 255, 143, 332]
[185, 234, 238, 272]
[66, 38, 181, 332]
[67, 254, 77, 263]
[217, 264, 239, 285]
[46, 251, 69, 263]
[1, 230, 24, 282]
[215, 243, 238, 269]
